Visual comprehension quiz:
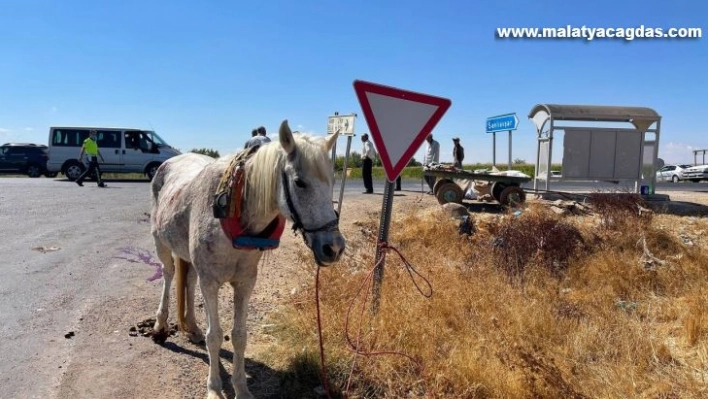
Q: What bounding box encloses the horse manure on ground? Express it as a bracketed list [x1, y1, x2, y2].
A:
[129, 317, 177, 344]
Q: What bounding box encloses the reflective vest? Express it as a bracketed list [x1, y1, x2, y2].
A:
[83, 138, 98, 155]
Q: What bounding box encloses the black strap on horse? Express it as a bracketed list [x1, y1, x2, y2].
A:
[280, 172, 339, 245]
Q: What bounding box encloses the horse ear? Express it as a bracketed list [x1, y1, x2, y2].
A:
[324, 129, 339, 152]
[279, 120, 295, 155]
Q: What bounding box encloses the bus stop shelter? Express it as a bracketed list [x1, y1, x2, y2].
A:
[694, 149, 708, 165]
[528, 104, 662, 194]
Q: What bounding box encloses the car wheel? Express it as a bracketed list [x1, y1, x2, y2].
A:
[672, 175, 679, 183]
[27, 164, 42, 178]
[64, 162, 85, 181]
[432, 178, 452, 196]
[499, 185, 526, 206]
[490, 182, 507, 203]
[145, 162, 161, 181]
[435, 182, 464, 205]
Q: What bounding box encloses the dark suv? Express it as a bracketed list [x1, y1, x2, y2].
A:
[0, 143, 56, 178]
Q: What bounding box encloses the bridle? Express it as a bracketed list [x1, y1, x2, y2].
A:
[281, 172, 339, 245]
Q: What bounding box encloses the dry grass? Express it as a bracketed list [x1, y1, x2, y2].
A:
[260, 197, 708, 399]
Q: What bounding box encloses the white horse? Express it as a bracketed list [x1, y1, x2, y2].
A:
[150, 120, 345, 399]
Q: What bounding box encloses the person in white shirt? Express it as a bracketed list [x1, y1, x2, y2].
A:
[361, 133, 376, 194]
[424, 134, 440, 194]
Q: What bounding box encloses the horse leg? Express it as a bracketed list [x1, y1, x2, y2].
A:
[199, 277, 225, 399]
[231, 274, 258, 399]
[153, 238, 174, 337]
[184, 262, 205, 343]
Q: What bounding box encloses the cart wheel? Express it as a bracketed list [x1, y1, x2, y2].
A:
[490, 182, 507, 202]
[435, 182, 464, 205]
[499, 185, 526, 206]
[432, 178, 452, 196]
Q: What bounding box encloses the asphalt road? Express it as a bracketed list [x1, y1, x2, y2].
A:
[0, 176, 706, 398]
[0, 178, 156, 398]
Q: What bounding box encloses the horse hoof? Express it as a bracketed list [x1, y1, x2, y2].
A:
[187, 331, 205, 344]
[151, 329, 170, 345]
[234, 386, 254, 399]
[207, 390, 225, 399]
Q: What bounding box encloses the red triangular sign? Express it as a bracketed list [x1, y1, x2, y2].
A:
[353, 80, 452, 182]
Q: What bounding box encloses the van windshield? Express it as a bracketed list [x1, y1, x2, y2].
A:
[146, 131, 168, 147]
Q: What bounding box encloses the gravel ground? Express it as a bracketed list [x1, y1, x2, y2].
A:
[0, 177, 705, 398]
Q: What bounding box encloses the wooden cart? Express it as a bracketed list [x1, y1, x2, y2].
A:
[424, 169, 532, 206]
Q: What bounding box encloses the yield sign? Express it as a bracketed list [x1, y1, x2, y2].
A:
[353, 80, 452, 182]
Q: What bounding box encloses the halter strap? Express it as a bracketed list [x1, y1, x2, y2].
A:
[281, 172, 339, 243]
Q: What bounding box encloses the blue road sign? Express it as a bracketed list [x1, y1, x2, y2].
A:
[486, 113, 519, 133]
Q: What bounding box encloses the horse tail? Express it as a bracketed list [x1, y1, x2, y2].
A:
[175, 257, 190, 333]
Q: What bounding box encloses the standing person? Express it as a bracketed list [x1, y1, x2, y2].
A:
[76, 129, 106, 187]
[361, 133, 376, 194]
[424, 134, 439, 194]
[452, 137, 465, 169]
[244, 125, 272, 149]
[395, 175, 402, 191]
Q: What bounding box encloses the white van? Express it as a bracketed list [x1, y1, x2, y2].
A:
[46, 127, 181, 181]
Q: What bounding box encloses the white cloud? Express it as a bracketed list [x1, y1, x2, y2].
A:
[296, 124, 304, 130]
[24, 127, 33, 132]
[0, 128, 10, 133]
[659, 142, 704, 164]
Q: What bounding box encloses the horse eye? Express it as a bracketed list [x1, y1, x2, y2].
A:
[294, 178, 307, 189]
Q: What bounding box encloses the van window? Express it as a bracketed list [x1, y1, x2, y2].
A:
[52, 129, 122, 148]
[52, 129, 90, 147]
[124, 131, 153, 152]
[148, 131, 167, 146]
[96, 131, 121, 148]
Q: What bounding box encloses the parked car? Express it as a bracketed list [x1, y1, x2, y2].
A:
[550, 171, 562, 178]
[655, 164, 693, 183]
[0, 143, 56, 178]
[682, 164, 708, 183]
[46, 127, 181, 181]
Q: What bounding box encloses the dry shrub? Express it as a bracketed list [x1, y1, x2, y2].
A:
[488, 207, 585, 280]
[262, 203, 708, 399]
[588, 191, 652, 231]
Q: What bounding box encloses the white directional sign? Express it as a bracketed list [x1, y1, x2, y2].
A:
[353, 80, 452, 182]
[327, 113, 356, 136]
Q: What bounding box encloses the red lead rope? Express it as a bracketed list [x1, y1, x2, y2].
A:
[314, 266, 333, 398]
[314, 241, 434, 399]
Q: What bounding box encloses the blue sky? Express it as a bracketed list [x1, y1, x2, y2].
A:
[1, 0, 706, 165]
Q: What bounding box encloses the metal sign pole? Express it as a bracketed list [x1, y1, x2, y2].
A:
[371, 179, 396, 315]
[421, 153, 426, 193]
[492, 132, 496, 167]
[331, 141, 338, 199]
[337, 135, 353, 216]
[508, 130, 512, 170]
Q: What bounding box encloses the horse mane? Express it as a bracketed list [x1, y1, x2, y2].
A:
[242, 133, 332, 221]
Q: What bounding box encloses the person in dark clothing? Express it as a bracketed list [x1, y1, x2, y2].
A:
[395, 175, 401, 191]
[361, 133, 375, 194]
[76, 130, 106, 187]
[452, 137, 465, 169]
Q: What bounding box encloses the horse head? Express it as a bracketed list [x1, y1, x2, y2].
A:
[277, 120, 345, 266]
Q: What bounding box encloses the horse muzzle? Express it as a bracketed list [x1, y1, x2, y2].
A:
[309, 230, 346, 266]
